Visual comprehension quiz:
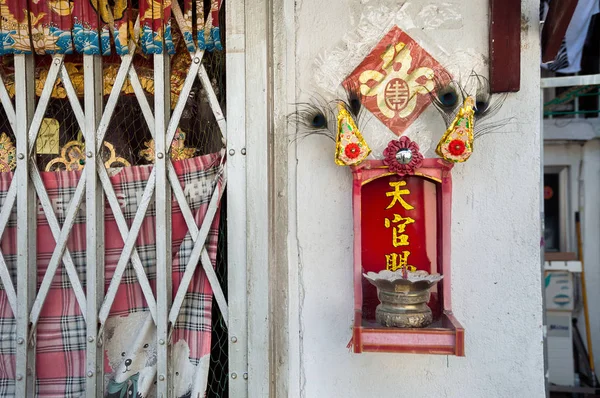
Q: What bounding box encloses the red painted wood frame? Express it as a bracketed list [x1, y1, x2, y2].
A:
[350, 159, 465, 356]
[489, 0, 521, 93]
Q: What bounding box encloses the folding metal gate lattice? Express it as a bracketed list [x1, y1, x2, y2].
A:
[0, 15, 230, 398]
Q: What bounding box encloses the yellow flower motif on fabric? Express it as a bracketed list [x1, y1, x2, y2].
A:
[0, 0, 17, 26]
[12, 30, 34, 53]
[181, 8, 193, 31]
[116, 22, 129, 48]
[48, 0, 74, 16]
[31, 25, 60, 53]
[143, 0, 171, 20]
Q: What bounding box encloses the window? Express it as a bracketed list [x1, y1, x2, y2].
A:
[544, 167, 570, 252]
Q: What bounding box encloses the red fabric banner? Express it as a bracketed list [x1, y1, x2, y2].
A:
[0, 0, 223, 55]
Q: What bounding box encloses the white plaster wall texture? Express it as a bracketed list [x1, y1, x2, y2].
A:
[293, 0, 545, 397]
[544, 140, 600, 374]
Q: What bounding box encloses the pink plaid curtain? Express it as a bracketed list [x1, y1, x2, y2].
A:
[0, 152, 224, 396]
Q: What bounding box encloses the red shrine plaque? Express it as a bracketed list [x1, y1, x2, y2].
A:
[350, 160, 464, 356]
[360, 174, 440, 320]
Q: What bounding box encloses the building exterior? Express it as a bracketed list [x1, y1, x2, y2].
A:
[0, 0, 549, 396]
[234, 0, 545, 396]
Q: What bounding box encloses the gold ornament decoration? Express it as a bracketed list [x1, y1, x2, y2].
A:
[139, 128, 196, 162]
[102, 142, 131, 169]
[334, 103, 371, 166]
[0, 133, 16, 173]
[45, 141, 87, 172]
[45, 140, 131, 172]
[435, 96, 475, 163]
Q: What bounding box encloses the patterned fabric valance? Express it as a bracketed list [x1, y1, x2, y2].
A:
[0, 0, 223, 56]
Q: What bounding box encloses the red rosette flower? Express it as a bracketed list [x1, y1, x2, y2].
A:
[345, 143, 361, 159]
[448, 139, 466, 156]
[382, 136, 423, 176]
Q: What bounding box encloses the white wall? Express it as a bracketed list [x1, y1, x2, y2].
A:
[291, 0, 545, 397]
[544, 139, 600, 374]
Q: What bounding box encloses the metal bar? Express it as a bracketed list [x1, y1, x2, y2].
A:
[245, 0, 270, 393]
[0, 181, 17, 318]
[168, 181, 227, 325]
[226, 0, 249, 393]
[0, 74, 16, 132]
[549, 385, 600, 394]
[0, 182, 16, 237]
[98, 167, 157, 324]
[0, 181, 16, 312]
[14, 53, 37, 397]
[270, 0, 295, 392]
[27, 55, 63, 156]
[95, 54, 134, 150]
[572, 91, 600, 97]
[544, 110, 600, 116]
[91, 17, 141, 143]
[166, 49, 204, 146]
[165, 44, 231, 398]
[154, 52, 172, 397]
[541, 74, 600, 88]
[84, 55, 105, 397]
[29, 168, 87, 326]
[164, 44, 227, 329]
[167, 163, 197, 233]
[540, 87, 550, 398]
[201, 249, 229, 325]
[131, 15, 141, 47]
[198, 66, 227, 140]
[128, 67, 156, 138]
[96, 164, 157, 324]
[0, 254, 16, 315]
[59, 66, 86, 132]
[94, 44, 158, 328]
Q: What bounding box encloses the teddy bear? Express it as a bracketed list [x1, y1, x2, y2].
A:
[104, 311, 157, 398]
[103, 311, 211, 398]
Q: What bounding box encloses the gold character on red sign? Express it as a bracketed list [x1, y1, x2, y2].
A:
[385, 214, 415, 247]
[385, 251, 416, 272]
[385, 181, 414, 210]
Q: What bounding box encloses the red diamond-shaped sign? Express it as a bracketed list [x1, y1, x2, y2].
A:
[343, 26, 450, 136]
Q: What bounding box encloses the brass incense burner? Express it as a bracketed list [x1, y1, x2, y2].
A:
[363, 270, 443, 328]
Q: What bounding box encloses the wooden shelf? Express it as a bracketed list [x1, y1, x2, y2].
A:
[351, 311, 465, 356]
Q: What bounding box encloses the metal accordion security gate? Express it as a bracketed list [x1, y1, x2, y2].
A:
[0, 1, 236, 396]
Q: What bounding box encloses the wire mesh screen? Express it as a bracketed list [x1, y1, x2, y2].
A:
[35, 60, 86, 173]
[178, 47, 228, 398]
[208, 194, 228, 397]
[206, 9, 228, 395]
